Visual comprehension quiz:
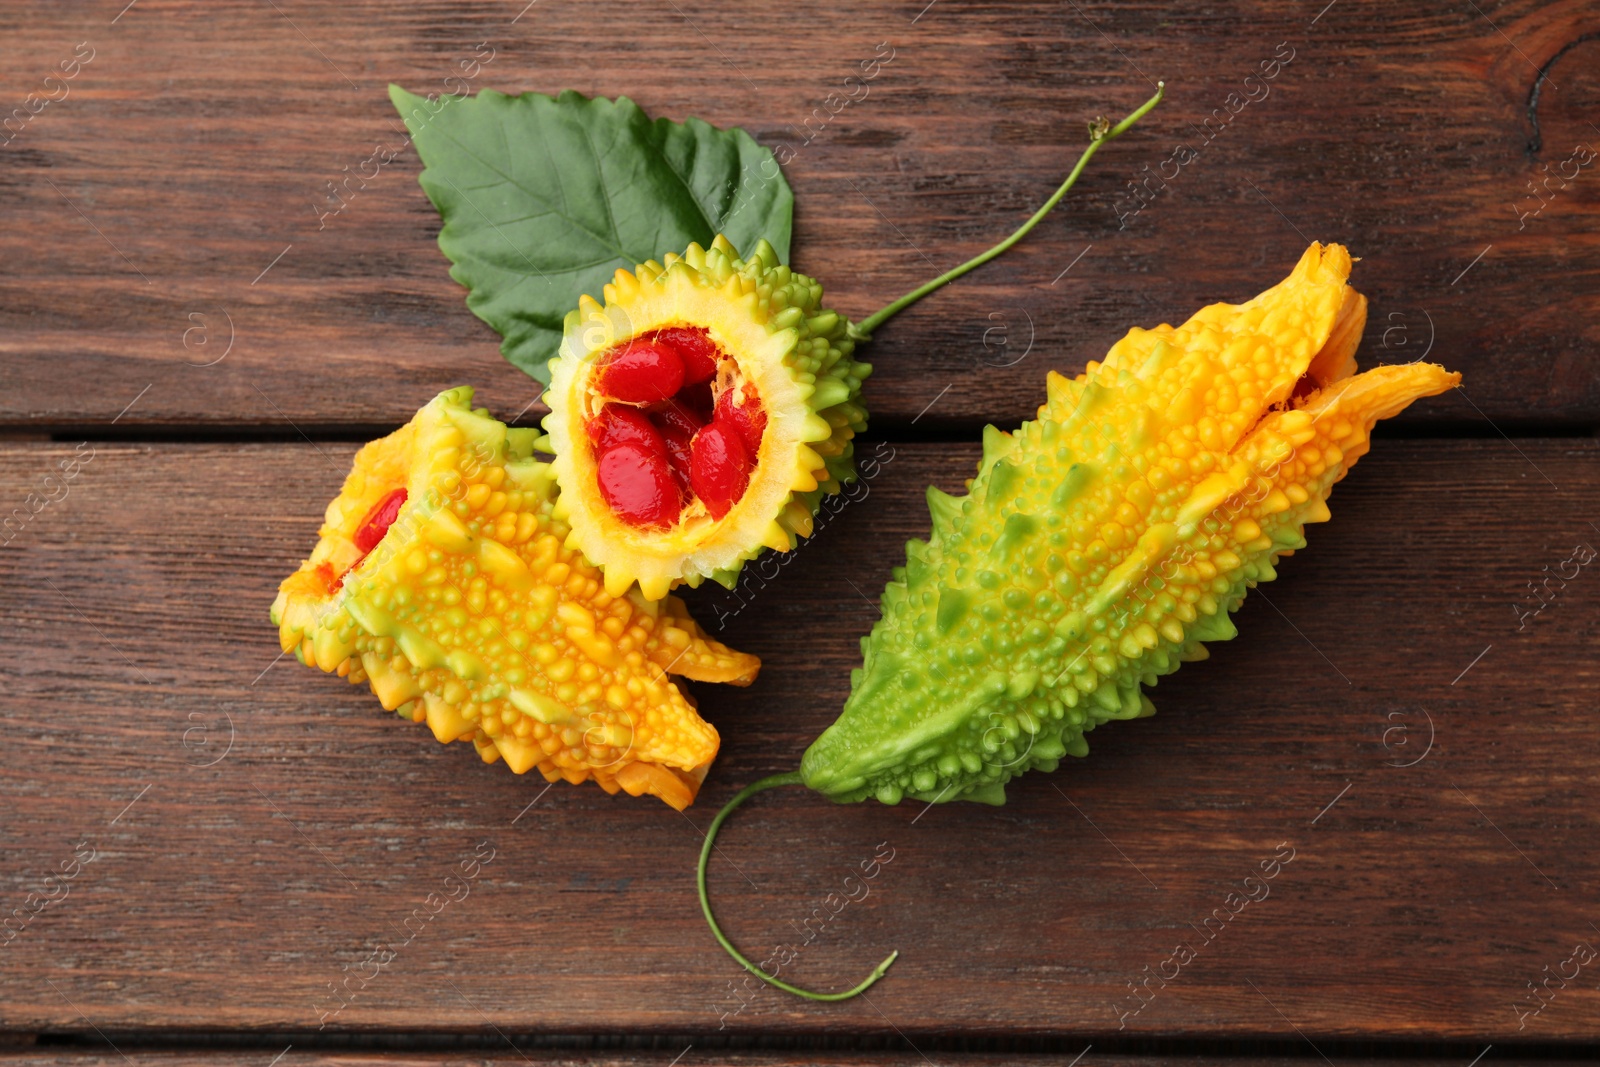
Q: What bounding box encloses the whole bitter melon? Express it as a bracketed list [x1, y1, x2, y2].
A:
[697, 242, 1460, 1000]
[802, 242, 1458, 804]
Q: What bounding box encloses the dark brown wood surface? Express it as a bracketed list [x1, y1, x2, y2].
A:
[0, 1056, 1537, 1067]
[1, 438, 1596, 1046]
[4, 0, 1599, 1059]
[1, 0, 1597, 434]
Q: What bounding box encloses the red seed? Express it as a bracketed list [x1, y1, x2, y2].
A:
[649, 400, 703, 494]
[589, 403, 665, 456]
[661, 440, 693, 495]
[598, 339, 684, 404]
[651, 327, 720, 385]
[597, 442, 682, 527]
[715, 383, 768, 459]
[689, 422, 750, 519]
[354, 488, 407, 554]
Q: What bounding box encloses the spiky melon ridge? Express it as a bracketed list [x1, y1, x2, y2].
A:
[543, 235, 871, 600]
[801, 243, 1460, 806]
[271, 386, 760, 811]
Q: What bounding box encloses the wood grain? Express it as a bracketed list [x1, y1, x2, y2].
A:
[0, 0, 1597, 433]
[0, 1055, 1532, 1067]
[0, 1055, 1530, 1067]
[1, 438, 1596, 1041]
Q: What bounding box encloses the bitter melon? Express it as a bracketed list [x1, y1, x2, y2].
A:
[543, 86, 1169, 602]
[802, 241, 1458, 805]
[543, 237, 869, 601]
[271, 387, 758, 810]
[697, 242, 1459, 1000]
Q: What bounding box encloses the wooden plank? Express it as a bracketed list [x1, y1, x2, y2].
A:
[1, 438, 1597, 1041]
[0, 1055, 1531, 1067]
[0, 1055, 1536, 1067]
[1, 1, 1596, 432]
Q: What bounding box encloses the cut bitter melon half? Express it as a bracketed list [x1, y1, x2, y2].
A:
[544, 236, 869, 600]
[270, 386, 759, 810]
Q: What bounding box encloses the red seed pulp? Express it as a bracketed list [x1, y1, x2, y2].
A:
[648, 399, 703, 495]
[596, 442, 682, 527]
[326, 487, 409, 592]
[678, 379, 715, 423]
[688, 423, 749, 519]
[589, 404, 665, 455]
[649, 327, 720, 384]
[598, 340, 685, 404]
[714, 383, 767, 458]
[355, 489, 408, 554]
[589, 328, 766, 528]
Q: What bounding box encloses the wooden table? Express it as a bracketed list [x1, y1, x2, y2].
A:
[2, 1, 1597, 1063]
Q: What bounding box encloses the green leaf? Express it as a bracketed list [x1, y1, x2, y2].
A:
[390, 85, 794, 385]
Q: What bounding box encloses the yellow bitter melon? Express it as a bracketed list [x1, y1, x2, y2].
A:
[801, 242, 1460, 805]
[271, 386, 759, 810]
[696, 243, 1459, 1003]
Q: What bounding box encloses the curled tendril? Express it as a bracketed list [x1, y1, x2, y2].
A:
[696, 771, 899, 1001]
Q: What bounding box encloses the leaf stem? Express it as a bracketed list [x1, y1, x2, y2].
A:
[850, 81, 1165, 340]
[697, 770, 898, 1001]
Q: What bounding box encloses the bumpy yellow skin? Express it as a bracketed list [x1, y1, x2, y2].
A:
[802, 243, 1460, 805]
[271, 387, 759, 810]
[544, 235, 870, 600]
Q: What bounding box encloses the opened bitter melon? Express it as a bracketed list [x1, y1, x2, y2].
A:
[271, 387, 758, 810]
[543, 237, 869, 601]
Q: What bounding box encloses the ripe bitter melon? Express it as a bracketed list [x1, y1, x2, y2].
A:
[697, 241, 1460, 999]
[271, 387, 758, 810]
[801, 241, 1459, 805]
[543, 237, 869, 601]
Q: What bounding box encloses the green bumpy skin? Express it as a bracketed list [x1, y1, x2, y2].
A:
[800, 243, 1460, 806]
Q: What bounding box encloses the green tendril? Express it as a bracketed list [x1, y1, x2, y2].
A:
[697, 771, 899, 1001]
[850, 81, 1166, 341]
